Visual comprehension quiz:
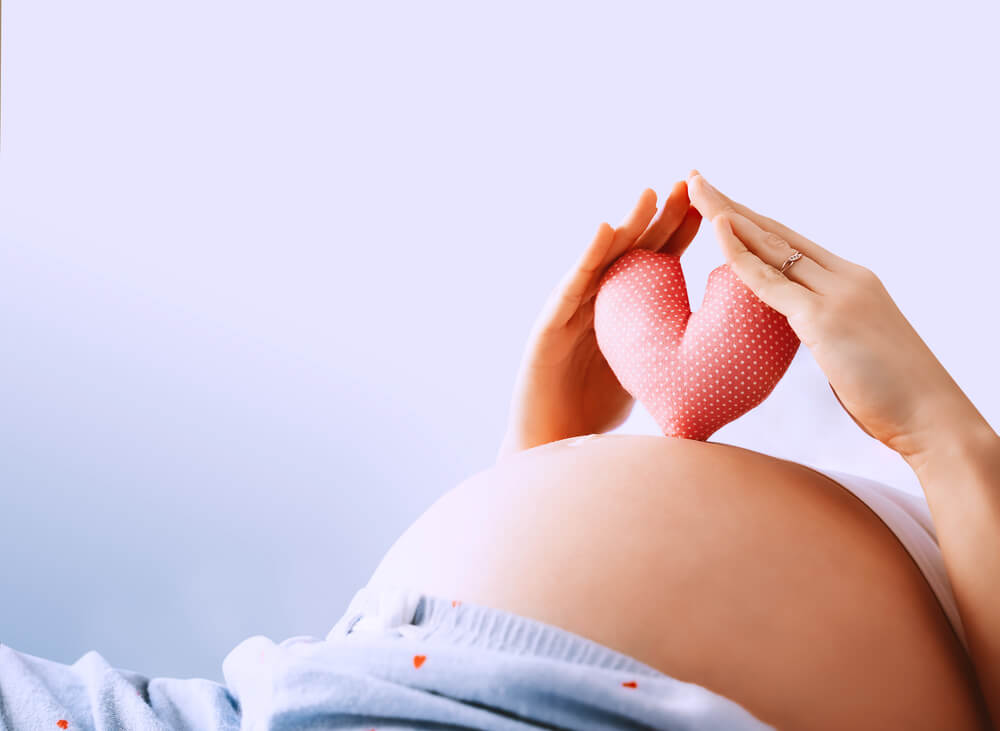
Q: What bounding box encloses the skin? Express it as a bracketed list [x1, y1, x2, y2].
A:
[366, 433, 993, 729]
[375, 174, 999, 727]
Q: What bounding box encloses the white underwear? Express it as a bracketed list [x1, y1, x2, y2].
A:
[806, 465, 969, 656]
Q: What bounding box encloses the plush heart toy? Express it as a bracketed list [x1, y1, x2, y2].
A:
[594, 248, 800, 441]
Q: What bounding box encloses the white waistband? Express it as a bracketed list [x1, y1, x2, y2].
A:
[807, 465, 969, 655]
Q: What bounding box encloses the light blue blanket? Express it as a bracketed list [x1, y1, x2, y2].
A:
[0, 588, 774, 730]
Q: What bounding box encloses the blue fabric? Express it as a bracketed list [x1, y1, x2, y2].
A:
[0, 584, 774, 730]
[0, 643, 239, 730]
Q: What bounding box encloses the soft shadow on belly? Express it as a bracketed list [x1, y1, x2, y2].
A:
[367, 434, 991, 730]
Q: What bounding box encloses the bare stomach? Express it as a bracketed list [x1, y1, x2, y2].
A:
[366, 434, 990, 729]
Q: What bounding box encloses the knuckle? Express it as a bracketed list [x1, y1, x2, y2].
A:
[763, 263, 786, 282]
[762, 231, 787, 250]
[734, 249, 758, 269]
[844, 259, 873, 279]
[792, 303, 830, 345]
[755, 281, 777, 301]
[844, 263, 885, 299]
[788, 300, 820, 332]
[753, 263, 786, 298]
[856, 265, 883, 287]
[799, 298, 823, 322]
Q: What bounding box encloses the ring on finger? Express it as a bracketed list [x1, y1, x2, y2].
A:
[779, 250, 803, 274]
[723, 210, 831, 291]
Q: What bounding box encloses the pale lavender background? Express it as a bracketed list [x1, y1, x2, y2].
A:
[0, 1, 997, 682]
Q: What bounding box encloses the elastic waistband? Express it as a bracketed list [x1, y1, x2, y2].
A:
[326, 583, 666, 678]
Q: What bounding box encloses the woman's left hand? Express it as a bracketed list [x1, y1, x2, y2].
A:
[685, 171, 989, 465]
[497, 182, 701, 461]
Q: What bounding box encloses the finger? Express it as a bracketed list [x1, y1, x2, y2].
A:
[530, 221, 615, 334]
[724, 210, 837, 294]
[688, 173, 853, 273]
[686, 173, 732, 220]
[712, 214, 819, 318]
[606, 187, 658, 262]
[566, 220, 617, 300]
[659, 205, 702, 257]
[634, 180, 690, 251]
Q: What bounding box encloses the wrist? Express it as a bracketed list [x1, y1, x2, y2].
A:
[496, 422, 581, 464]
[496, 424, 544, 464]
[890, 379, 990, 461]
[902, 405, 999, 479]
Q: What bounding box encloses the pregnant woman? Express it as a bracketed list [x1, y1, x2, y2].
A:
[3, 174, 996, 731]
[357, 174, 999, 729]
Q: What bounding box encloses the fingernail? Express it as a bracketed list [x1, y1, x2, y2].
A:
[688, 168, 701, 179]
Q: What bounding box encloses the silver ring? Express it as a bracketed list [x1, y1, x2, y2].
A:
[779, 250, 803, 274]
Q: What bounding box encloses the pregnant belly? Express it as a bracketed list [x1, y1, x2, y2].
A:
[366, 434, 989, 730]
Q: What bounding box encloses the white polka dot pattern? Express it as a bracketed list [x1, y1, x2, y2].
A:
[594, 248, 800, 441]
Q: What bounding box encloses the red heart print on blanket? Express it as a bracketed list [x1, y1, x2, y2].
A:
[594, 248, 800, 441]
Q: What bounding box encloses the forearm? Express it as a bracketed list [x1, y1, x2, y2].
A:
[903, 400, 1000, 725]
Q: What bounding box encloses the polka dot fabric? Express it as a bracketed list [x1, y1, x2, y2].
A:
[594, 248, 800, 441]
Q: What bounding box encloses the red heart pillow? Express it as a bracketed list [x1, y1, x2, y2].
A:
[594, 248, 800, 440]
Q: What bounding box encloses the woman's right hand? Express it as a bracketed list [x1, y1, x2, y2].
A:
[686, 171, 991, 465]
